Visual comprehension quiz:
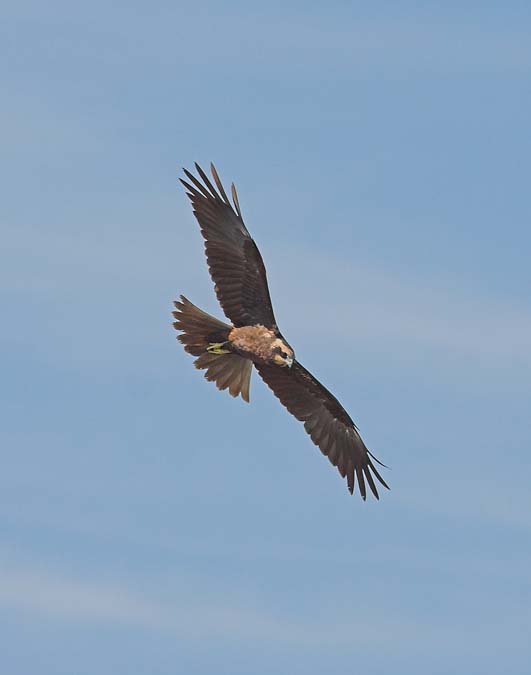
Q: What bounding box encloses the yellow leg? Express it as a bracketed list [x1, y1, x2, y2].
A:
[206, 342, 230, 354]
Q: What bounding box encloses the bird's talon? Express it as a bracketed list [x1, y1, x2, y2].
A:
[206, 342, 230, 354]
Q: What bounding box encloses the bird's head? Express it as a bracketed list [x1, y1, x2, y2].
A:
[271, 340, 294, 368]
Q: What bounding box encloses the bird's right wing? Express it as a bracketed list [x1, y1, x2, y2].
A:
[255, 361, 389, 499]
[180, 163, 278, 329]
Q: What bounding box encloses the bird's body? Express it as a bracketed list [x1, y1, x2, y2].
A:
[228, 325, 294, 366]
[173, 163, 389, 500]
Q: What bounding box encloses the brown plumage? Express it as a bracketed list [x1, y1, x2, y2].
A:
[173, 163, 389, 500]
[173, 296, 252, 402]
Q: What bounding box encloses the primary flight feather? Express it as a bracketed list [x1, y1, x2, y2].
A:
[173, 163, 389, 500]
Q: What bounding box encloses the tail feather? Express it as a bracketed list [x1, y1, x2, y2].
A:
[173, 295, 252, 402]
[173, 295, 230, 356]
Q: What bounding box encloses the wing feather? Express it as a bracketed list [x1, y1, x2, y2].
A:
[180, 164, 277, 328]
[255, 361, 389, 499]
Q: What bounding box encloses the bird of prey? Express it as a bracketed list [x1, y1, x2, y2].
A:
[173, 163, 389, 500]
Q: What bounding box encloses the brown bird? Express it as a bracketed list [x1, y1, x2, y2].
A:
[173, 163, 389, 499]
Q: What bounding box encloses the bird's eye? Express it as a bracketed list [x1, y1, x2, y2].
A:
[280, 350, 288, 359]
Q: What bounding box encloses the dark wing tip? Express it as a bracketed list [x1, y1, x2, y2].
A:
[367, 457, 391, 491]
[194, 162, 220, 200]
[181, 168, 213, 199]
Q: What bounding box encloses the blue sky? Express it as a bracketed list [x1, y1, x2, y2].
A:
[2, 2, 531, 673]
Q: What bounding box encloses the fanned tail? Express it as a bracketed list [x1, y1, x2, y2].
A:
[172, 295, 252, 402]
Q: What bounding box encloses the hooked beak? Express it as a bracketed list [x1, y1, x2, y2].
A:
[286, 355, 293, 368]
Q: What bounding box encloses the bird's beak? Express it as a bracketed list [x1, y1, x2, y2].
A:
[286, 355, 293, 368]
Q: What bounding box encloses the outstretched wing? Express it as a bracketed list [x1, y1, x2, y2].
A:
[255, 361, 389, 499]
[180, 163, 277, 329]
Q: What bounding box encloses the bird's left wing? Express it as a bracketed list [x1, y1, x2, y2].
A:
[180, 163, 277, 329]
[255, 361, 389, 499]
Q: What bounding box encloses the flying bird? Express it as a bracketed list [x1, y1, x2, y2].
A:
[173, 163, 389, 499]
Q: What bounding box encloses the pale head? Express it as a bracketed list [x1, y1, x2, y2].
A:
[271, 339, 294, 368]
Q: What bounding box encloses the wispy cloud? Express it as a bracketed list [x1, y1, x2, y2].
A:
[271, 248, 531, 371]
[0, 563, 415, 647]
[187, 16, 531, 75]
[0, 565, 163, 628]
[396, 474, 531, 532]
[3, 221, 530, 377]
[1, 560, 529, 657]
[5, 5, 531, 83]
